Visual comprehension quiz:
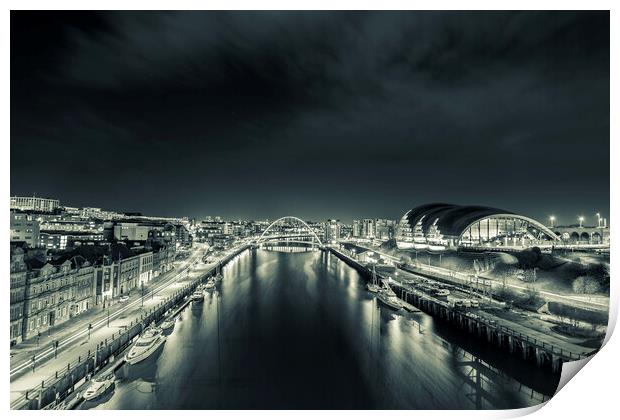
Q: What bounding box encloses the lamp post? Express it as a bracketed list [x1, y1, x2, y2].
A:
[579, 216, 584, 229]
[596, 213, 604, 244]
[549, 216, 555, 228]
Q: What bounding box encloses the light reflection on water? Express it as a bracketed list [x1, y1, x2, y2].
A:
[84, 248, 557, 410]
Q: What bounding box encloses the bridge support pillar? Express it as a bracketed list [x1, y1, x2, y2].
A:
[535, 348, 548, 368]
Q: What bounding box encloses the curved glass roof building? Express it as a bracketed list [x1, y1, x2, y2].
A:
[395, 203, 560, 250]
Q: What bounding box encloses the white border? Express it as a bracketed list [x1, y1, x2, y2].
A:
[3, 2, 616, 419]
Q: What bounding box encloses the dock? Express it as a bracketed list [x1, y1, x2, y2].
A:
[12, 245, 250, 411]
[400, 300, 421, 313]
[327, 245, 591, 373]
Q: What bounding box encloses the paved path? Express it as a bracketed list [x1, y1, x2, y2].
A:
[9, 244, 219, 404]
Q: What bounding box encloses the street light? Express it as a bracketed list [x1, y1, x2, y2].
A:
[579, 216, 584, 228]
[549, 216, 555, 228]
[596, 213, 604, 244]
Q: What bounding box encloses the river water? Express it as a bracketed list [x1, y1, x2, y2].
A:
[83, 248, 559, 410]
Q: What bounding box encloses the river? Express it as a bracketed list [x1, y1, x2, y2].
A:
[81, 247, 559, 409]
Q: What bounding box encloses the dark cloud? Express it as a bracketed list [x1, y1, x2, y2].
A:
[11, 11, 609, 223]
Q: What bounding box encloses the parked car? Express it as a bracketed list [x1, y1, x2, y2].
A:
[119, 295, 130, 303]
[469, 299, 480, 308]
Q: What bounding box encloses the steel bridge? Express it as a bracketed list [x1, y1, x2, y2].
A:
[254, 216, 324, 248]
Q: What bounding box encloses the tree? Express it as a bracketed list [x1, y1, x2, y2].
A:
[523, 285, 540, 306]
[584, 277, 602, 294]
[572, 276, 586, 294]
[523, 268, 537, 283]
[573, 276, 602, 294]
[517, 247, 542, 269]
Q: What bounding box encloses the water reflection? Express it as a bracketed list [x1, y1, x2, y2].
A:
[82, 248, 557, 410]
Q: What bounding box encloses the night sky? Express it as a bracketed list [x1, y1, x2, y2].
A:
[10, 11, 609, 224]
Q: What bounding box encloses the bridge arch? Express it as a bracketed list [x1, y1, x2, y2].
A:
[257, 216, 324, 247]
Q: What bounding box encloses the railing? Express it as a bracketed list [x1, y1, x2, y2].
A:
[11, 282, 200, 410]
[393, 282, 583, 361]
[330, 245, 584, 361]
[12, 245, 251, 410]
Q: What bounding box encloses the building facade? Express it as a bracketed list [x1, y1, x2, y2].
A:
[396, 203, 559, 251]
[10, 196, 60, 212]
[21, 260, 96, 340]
[139, 251, 154, 286]
[39, 231, 104, 250]
[10, 248, 28, 345]
[361, 219, 375, 239]
[113, 222, 151, 241]
[175, 224, 192, 246]
[352, 220, 362, 238]
[324, 219, 341, 243]
[10, 211, 40, 247]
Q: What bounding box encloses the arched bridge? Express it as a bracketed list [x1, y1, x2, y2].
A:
[255, 216, 324, 247]
[552, 226, 610, 246]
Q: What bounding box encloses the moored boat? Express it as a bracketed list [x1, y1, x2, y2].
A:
[366, 265, 380, 293]
[125, 326, 166, 365]
[191, 290, 205, 302]
[367, 283, 380, 292]
[83, 373, 115, 401]
[376, 281, 402, 310]
[160, 315, 177, 330]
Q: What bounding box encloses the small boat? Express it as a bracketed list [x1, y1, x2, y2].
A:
[376, 282, 402, 311]
[367, 283, 380, 292]
[83, 373, 115, 401]
[160, 315, 177, 330]
[366, 265, 380, 293]
[191, 290, 204, 302]
[125, 326, 166, 365]
[204, 279, 216, 290]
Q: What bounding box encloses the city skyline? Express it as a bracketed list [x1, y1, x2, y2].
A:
[10, 11, 610, 222]
[7, 192, 610, 228]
